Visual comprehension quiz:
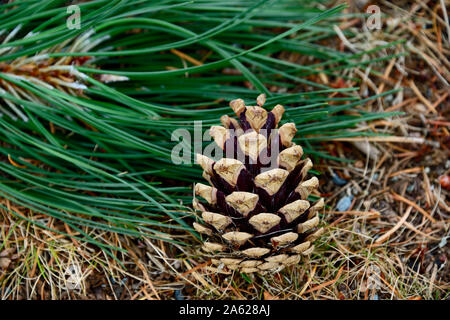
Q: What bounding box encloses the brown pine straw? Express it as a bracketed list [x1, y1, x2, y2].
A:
[170, 49, 203, 66]
[377, 271, 402, 299]
[338, 18, 360, 30]
[175, 260, 211, 280]
[372, 206, 412, 247]
[390, 192, 437, 223]
[408, 80, 438, 113]
[299, 265, 317, 296]
[263, 291, 280, 300]
[63, 223, 81, 250]
[7, 154, 26, 168]
[304, 265, 344, 294]
[221, 280, 246, 299]
[331, 136, 438, 145]
[328, 196, 357, 228]
[402, 221, 441, 241]
[376, 56, 397, 95]
[384, 97, 418, 112]
[427, 119, 450, 126]
[328, 210, 380, 216]
[29, 243, 44, 279]
[182, 260, 218, 294]
[388, 167, 423, 178]
[122, 243, 161, 300]
[431, 91, 449, 110]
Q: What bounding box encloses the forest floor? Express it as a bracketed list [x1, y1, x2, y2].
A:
[1, 0, 449, 300]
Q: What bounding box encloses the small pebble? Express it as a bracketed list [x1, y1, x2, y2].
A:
[0, 257, 11, 269]
[411, 103, 427, 114]
[172, 260, 181, 269]
[174, 290, 185, 300]
[354, 160, 364, 168]
[439, 236, 448, 249]
[439, 175, 450, 190]
[332, 174, 347, 186]
[336, 195, 354, 212]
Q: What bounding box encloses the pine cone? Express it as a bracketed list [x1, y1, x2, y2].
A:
[192, 94, 324, 274]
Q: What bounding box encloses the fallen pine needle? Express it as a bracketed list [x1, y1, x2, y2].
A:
[329, 210, 380, 217]
[7, 154, 26, 168]
[431, 91, 449, 110]
[391, 192, 437, 223]
[304, 265, 344, 294]
[29, 243, 44, 279]
[403, 221, 440, 240]
[263, 291, 280, 300]
[388, 167, 423, 178]
[176, 260, 211, 280]
[123, 243, 160, 300]
[427, 120, 450, 126]
[331, 136, 438, 147]
[384, 97, 417, 112]
[170, 49, 203, 66]
[183, 260, 216, 293]
[377, 271, 401, 299]
[299, 265, 317, 296]
[408, 80, 437, 113]
[372, 206, 412, 246]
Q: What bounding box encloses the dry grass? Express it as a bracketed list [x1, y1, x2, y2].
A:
[1, 0, 449, 300]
